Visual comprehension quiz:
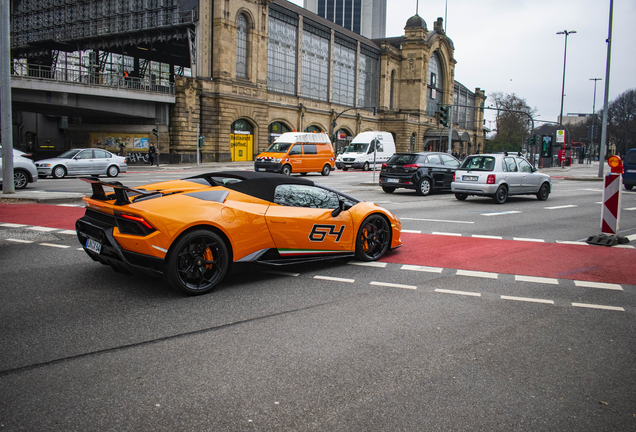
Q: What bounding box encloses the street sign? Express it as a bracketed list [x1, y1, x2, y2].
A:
[556, 129, 565, 143]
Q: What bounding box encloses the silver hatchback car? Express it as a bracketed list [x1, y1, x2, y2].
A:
[451, 153, 551, 204]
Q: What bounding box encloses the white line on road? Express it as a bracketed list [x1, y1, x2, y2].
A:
[625, 207, 636, 211]
[0, 223, 28, 228]
[544, 205, 578, 210]
[574, 280, 623, 291]
[6, 238, 33, 243]
[39, 243, 71, 249]
[57, 230, 77, 235]
[370, 281, 417, 290]
[432, 232, 462, 236]
[501, 295, 554, 304]
[481, 211, 522, 216]
[401, 229, 422, 233]
[400, 218, 474, 224]
[313, 275, 355, 283]
[513, 237, 545, 242]
[515, 275, 559, 285]
[27, 226, 59, 232]
[472, 235, 503, 239]
[435, 288, 481, 297]
[572, 303, 625, 312]
[265, 271, 300, 277]
[348, 261, 387, 268]
[456, 270, 498, 279]
[401, 264, 443, 273]
[555, 240, 588, 245]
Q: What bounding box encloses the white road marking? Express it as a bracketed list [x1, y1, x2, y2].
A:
[313, 275, 355, 283]
[613, 244, 635, 249]
[265, 270, 300, 277]
[6, 238, 33, 243]
[574, 280, 623, 291]
[0, 223, 28, 228]
[348, 261, 387, 268]
[27, 226, 59, 232]
[627, 234, 636, 241]
[435, 288, 481, 297]
[544, 205, 578, 210]
[401, 218, 474, 224]
[555, 240, 588, 245]
[401, 229, 422, 233]
[572, 303, 625, 312]
[432, 232, 462, 236]
[481, 211, 522, 216]
[56, 204, 83, 207]
[370, 281, 417, 290]
[401, 264, 443, 273]
[513, 237, 545, 242]
[57, 230, 77, 235]
[39, 243, 70, 249]
[501, 295, 554, 305]
[595, 202, 603, 204]
[625, 207, 636, 211]
[515, 275, 559, 285]
[472, 235, 502, 239]
[456, 270, 498, 279]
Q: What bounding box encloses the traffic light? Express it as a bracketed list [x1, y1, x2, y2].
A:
[373, 107, 377, 116]
[152, 128, 158, 137]
[198, 136, 205, 148]
[439, 106, 449, 127]
[526, 137, 532, 146]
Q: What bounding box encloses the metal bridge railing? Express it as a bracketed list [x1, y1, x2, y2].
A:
[11, 63, 175, 96]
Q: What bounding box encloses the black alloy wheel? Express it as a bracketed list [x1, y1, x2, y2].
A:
[166, 230, 229, 295]
[355, 214, 391, 261]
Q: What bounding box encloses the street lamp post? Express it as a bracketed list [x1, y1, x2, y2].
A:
[557, 30, 576, 167]
[589, 77, 602, 163]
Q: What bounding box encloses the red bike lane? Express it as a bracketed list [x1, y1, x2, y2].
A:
[1, 203, 635, 286]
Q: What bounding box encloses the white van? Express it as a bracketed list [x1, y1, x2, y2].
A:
[335, 131, 396, 171]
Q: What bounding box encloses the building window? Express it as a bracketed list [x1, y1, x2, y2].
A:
[426, 52, 443, 116]
[269, 121, 291, 144]
[390, 70, 395, 110]
[332, 41, 356, 106]
[267, 11, 298, 95]
[236, 14, 248, 79]
[301, 27, 330, 101]
[358, 48, 379, 108]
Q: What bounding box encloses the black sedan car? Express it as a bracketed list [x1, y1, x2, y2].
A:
[379, 152, 460, 195]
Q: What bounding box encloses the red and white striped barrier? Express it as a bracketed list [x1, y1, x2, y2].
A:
[601, 173, 622, 235]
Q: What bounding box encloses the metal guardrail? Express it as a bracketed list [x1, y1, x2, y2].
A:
[11, 63, 175, 95]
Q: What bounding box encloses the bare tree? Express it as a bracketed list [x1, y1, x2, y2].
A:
[607, 89, 636, 157]
[486, 92, 537, 153]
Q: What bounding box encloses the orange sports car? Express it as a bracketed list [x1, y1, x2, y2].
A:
[76, 171, 402, 295]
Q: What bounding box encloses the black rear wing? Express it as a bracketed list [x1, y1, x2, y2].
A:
[80, 177, 159, 206]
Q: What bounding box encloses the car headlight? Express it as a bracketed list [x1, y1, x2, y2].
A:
[355, 156, 364, 162]
[38, 163, 51, 167]
[336, 155, 342, 161]
[273, 158, 282, 163]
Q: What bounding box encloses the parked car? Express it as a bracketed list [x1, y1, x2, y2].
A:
[35, 148, 127, 179]
[336, 131, 396, 171]
[76, 171, 402, 295]
[451, 153, 551, 204]
[623, 148, 636, 190]
[0, 148, 38, 189]
[254, 132, 334, 176]
[379, 152, 460, 196]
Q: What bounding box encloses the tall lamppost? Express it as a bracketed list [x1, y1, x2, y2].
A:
[557, 30, 576, 167]
[589, 77, 602, 163]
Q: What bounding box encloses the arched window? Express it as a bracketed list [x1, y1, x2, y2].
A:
[390, 70, 396, 110]
[426, 52, 443, 116]
[236, 14, 248, 79]
[304, 125, 323, 133]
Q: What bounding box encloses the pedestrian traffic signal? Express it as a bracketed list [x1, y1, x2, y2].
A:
[198, 136, 205, 148]
[439, 106, 449, 127]
[373, 107, 377, 116]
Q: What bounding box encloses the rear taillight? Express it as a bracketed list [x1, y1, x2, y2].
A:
[403, 164, 421, 169]
[114, 211, 156, 236]
[487, 174, 496, 184]
[381, 163, 388, 168]
[452, 173, 456, 182]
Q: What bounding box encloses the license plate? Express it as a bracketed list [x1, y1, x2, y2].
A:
[256, 168, 265, 172]
[627, 169, 636, 173]
[387, 178, 399, 183]
[86, 238, 102, 254]
[463, 175, 478, 181]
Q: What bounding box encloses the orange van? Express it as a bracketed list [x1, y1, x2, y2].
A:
[254, 132, 335, 176]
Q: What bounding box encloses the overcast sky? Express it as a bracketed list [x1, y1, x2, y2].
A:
[290, 0, 635, 128]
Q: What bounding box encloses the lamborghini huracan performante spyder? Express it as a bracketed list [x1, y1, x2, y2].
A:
[76, 171, 402, 295]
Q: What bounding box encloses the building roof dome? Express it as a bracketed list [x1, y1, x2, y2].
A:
[405, 14, 427, 29]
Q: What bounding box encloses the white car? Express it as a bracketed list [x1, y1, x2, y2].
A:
[35, 148, 127, 179]
[451, 153, 551, 204]
[0, 148, 38, 189]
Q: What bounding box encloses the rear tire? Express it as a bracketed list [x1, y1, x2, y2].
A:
[415, 178, 432, 196]
[625, 184, 633, 190]
[281, 165, 292, 176]
[455, 193, 468, 201]
[493, 185, 508, 204]
[300, 172, 308, 176]
[342, 167, 349, 171]
[107, 165, 119, 177]
[52, 165, 66, 179]
[536, 183, 550, 201]
[14, 170, 29, 189]
[321, 164, 331, 176]
[382, 186, 395, 194]
[363, 162, 370, 171]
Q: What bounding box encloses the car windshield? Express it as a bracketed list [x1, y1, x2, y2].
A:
[56, 149, 82, 159]
[387, 154, 418, 165]
[460, 156, 497, 171]
[266, 142, 292, 153]
[345, 143, 369, 153]
[625, 151, 636, 165]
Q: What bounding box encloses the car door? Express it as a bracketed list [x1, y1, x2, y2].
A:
[424, 154, 446, 188]
[265, 184, 354, 255]
[517, 157, 541, 193]
[92, 149, 111, 174]
[288, 144, 303, 172]
[502, 157, 522, 194]
[303, 144, 318, 172]
[70, 150, 94, 175]
[440, 154, 460, 187]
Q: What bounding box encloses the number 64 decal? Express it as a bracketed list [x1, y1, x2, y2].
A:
[309, 224, 345, 242]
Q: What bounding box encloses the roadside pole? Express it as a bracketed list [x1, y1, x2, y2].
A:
[1, 0, 15, 194]
[197, 124, 200, 166]
[447, 109, 453, 154]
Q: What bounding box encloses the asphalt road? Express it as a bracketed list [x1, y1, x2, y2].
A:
[1, 165, 635, 431]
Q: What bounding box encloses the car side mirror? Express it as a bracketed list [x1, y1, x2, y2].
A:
[331, 198, 351, 217]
